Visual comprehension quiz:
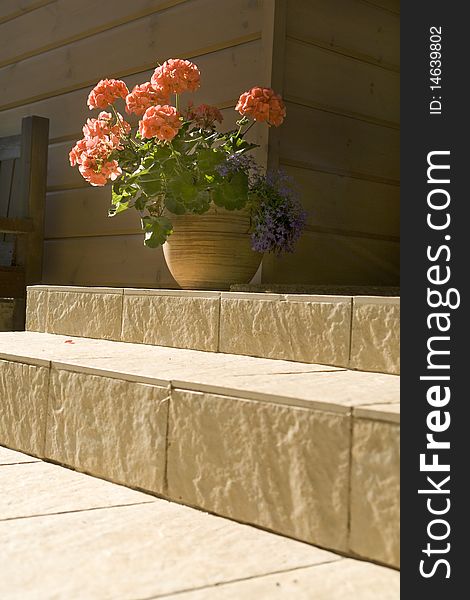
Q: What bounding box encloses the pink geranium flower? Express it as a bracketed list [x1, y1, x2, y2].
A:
[83, 111, 130, 142]
[151, 59, 200, 95]
[87, 79, 129, 110]
[125, 82, 170, 116]
[69, 136, 121, 186]
[236, 87, 286, 127]
[138, 105, 182, 141]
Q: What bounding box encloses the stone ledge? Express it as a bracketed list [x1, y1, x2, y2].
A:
[26, 286, 400, 374]
[0, 331, 399, 567]
[350, 296, 400, 375]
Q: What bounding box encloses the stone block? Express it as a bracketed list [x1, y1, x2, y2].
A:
[219, 293, 351, 366]
[122, 289, 220, 351]
[0, 360, 49, 457]
[26, 288, 48, 332]
[46, 287, 123, 340]
[350, 297, 400, 374]
[350, 416, 400, 567]
[45, 369, 169, 494]
[168, 389, 351, 553]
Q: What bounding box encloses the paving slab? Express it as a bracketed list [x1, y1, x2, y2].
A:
[0, 446, 40, 465]
[0, 461, 154, 520]
[0, 498, 341, 600]
[173, 368, 399, 413]
[159, 559, 400, 599]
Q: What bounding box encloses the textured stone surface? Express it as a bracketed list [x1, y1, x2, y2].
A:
[355, 403, 400, 424]
[350, 297, 400, 374]
[46, 290, 123, 340]
[219, 295, 351, 366]
[0, 461, 154, 520]
[168, 389, 351, 552]
[174, 369, 399, 413]
[350, 418, 400, 567]
[0, 360, 49, 457]
[122, 292, 220, 351]
[0, 500, 339, 600]
[172, 559, 400, 599]
[45, 369, 169, 493]
[25, 289, 48, 332]
[0, 331, 148, 366]
[0, 446, 40, 465]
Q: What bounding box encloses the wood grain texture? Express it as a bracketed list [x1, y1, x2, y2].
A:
[0, 0, 55, 23]
[286, 0, 399, 70]
[284, 39, 399, 127]
[282, 164, 399, 239]
[0, 0, 188, 68]
[280, 102, 399, 183]
[263, 231, 399, 286]
[0, 39, 262, 141]
[43, 235, 176, 287]
[0, 0, 261, 110]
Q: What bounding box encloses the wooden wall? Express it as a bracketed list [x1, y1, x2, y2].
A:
[263, 0, 400, 285]
[0, 0, 399, 288]
[0, 0, 267, 287]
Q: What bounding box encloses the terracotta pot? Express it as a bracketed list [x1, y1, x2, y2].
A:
[163, 206, 262, 290]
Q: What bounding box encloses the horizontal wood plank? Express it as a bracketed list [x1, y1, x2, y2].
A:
[284, 39, 399, 127]
[0, 0, 188, 68]
[43, 235, 177, 287]
[0, 39, 262, 142]
[0, 0, 261, 111]
[280, 102, 400, 183]
[286, 0, 399, 70]
[359, 0, 400, 15]
[282, 164, 399, 238]
[0, 0, 55, 23]
[262, 230, 399, 285]
[45, 187, 139, 238]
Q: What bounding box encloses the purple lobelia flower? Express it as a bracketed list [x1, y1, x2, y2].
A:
[249, 170, 307, 254]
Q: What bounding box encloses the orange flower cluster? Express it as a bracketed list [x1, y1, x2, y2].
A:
[139, 105, 182, 141]
[125, 82, 170, 117]
[151, 58, 201, 95]
[69, 109, 130, 186]
[87, 79, 129, 110]
[235, 86, 286, 126]
[71, 60, 287, 188]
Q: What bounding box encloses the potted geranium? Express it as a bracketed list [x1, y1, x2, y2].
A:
[69, 58, 306, 289]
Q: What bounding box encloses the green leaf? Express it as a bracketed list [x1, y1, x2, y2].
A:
[141, 215, 173, 248]
[212, 172, 248, 210]
[197, 148, 224, 173]
[139, 176, 163, 197]
[167, 172, 198, 205]
[165, 193, 187, 215]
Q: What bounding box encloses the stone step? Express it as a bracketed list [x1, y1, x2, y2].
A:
[0, 331, 399, 568]
[26, 285, 400, 374]
[1, 447, 399, 599]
